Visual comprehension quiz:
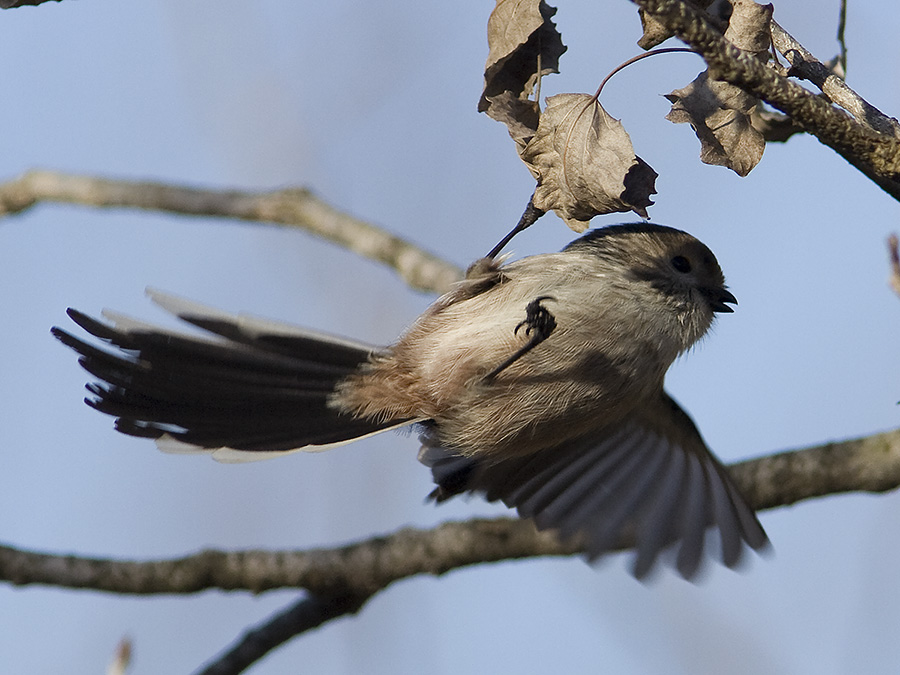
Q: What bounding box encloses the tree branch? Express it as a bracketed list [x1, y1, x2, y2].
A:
[0, 170, 463, 294]
[3, 427, 900, 598]
[5, 427, 900, 672]
[194, 593, 368, 675]
[630, 0, 900, 200]
[0, 518, 579, 597]
[729, 427, 900, 509]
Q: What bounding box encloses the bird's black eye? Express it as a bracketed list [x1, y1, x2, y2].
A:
[671, 255, 692, 273]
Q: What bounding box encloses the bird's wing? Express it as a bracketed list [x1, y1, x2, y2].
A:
[419, 391, 768, 579]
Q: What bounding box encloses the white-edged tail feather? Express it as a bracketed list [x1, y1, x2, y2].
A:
[52, 290, 409, 458]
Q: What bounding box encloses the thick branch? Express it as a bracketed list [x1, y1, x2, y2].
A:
[0, 518, 578, 597]
[0, 170, 463, 294]
[630, 0, 900, 200]
[728, 427, 900, 509]
[3, 427, 900, 598]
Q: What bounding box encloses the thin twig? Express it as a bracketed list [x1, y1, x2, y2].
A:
[592, 47, 696, 100]
[770, 20, 899, 138]
[836, 0, 848, 75]
[194, 593, 368, 675]
[0, 170, 464, 294]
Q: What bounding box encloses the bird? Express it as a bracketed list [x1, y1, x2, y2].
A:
[52, 222, 768, 579]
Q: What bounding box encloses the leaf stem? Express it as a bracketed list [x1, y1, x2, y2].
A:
[593, 47, 696, 100]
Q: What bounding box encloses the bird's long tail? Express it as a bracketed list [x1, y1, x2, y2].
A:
[51, 289, 411, 461]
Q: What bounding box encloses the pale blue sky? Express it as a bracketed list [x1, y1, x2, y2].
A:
[2, 1, 899, 673]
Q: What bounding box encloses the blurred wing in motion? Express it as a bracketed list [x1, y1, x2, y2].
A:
[420, 392, 768, 579]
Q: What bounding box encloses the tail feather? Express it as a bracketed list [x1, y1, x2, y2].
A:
[52, 291, 410, 458]
[146, 288, 372, 367]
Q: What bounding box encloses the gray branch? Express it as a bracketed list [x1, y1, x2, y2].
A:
[0, 170, 463, 295]
[3, 426, 900, 672]
[3, 427, 899, 596]
[0, 518, 577, 597]
[194, 594, 367, 675]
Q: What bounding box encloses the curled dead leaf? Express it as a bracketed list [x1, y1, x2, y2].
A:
[664, 0, 772, 176]
[637, 0, 721, 50]
[482, 92, 541, 149]
[480, 0, 567, 145]
[726, 0, 773, 55]
[665, 73, 765, 176]
[520, 93, 658, 231]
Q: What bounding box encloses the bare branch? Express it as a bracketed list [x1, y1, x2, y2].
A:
[0, 170, 463, 294]
[728, 427, 900, 510]
[630, 0, 900, 200]
[3, 427, 900, 598]
[0, 518, 578, 597]
[1, 427, 898, 671]
[194, 593, 367, 675]
[836, 0, 848, 75]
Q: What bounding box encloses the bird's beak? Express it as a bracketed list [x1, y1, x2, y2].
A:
[707, 288, 737, 313]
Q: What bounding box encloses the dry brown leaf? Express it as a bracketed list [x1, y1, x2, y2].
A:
[481, 91, 542, 149]
[479, 0, 567, 145]
[664, 0, 772, 176]
[637, 10, 672, 50]
[665, 73, 765, 176]
[520, 93, 658, 231]
[726, 0, 773, 54]
[637, 0, 720, 50]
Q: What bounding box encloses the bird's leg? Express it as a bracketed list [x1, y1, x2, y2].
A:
[483, 296, 557, 381]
